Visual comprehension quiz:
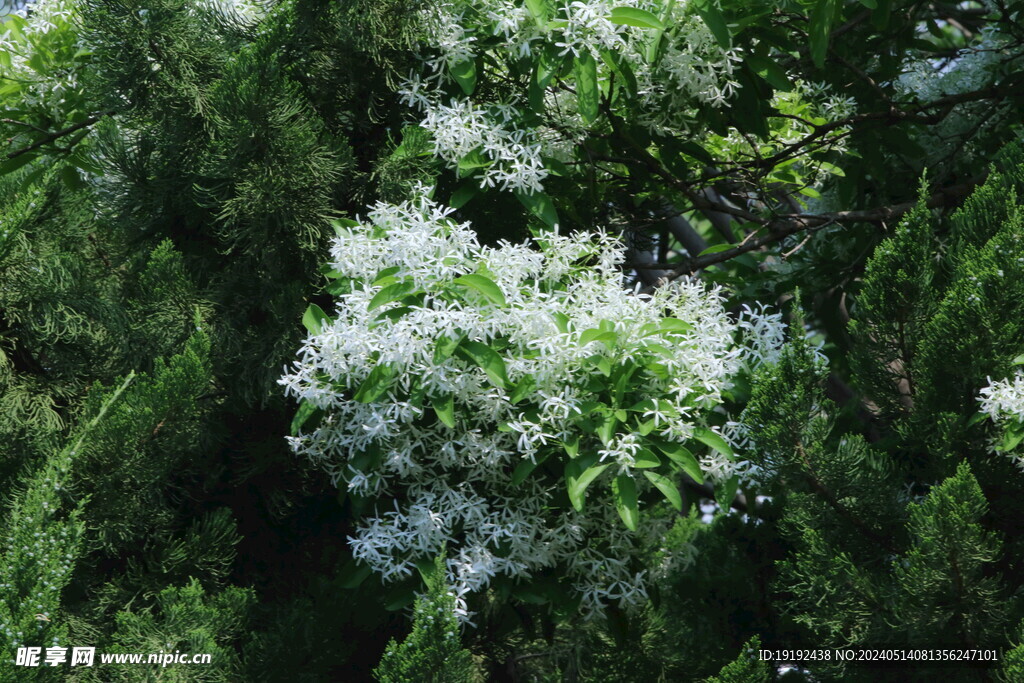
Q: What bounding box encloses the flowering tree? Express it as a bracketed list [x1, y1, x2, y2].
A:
[280, 190, 784, 619]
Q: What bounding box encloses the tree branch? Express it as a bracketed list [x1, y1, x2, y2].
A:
[642, 176, 982, 290]
[4, 111, 114, 161]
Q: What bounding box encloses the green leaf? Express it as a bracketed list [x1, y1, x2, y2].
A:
[450, 182, 479, 209]
[651, 440, 703, 483]
[510, 375, 537, 404]
[678, 141, 715, 164]
[745, 55, 793, 91]
[697, 243, 733, 256]
[550, 312, 570, 333]
[456, 341, 510, 388]
[59, 164, 84, 191]
[433, 393, 455, 428]
[714, 475, 740, 510]
[658, 318, 693, 334]
[966, 411, 989, 428]
[453, 273, 506, 307]
[600, 49, 638, 96]
[331, 217, 360, 236]
[858, 0, 877, 7]
[512, 453, 549, 485]
[817, 160, 846, 177]
[808, 0, 841, 69]
[871, 0, 892, 28]
[1012, 354, 1024, 366]
[515, 190, 559, 228]
[450, 58, 477, 95]
[694, 427, 734, 459]
[512, 583, 551, 604]
[457, 148, 490, 175]
[586, 354, 613, 377]
[633, 448, 661, 468]
[433, 334, 464, 364]
[338, 560, 373, 589]
[999, 424, 1024, 452]
[566, 453, 609, 511]
[27, 51, 47, 74]
[644, 471, 683, 511]
[302, 303, 330, 335]
[595, 411, 619, 446]
[353, 363, 398, 403]
[415, 556, 440, 584]
[290, 401, 323, 436]
[0, 152, 38, 176]
[368, 281, 415, 311]
[609, 7, 664, 30]
[371, 266, 402, 286]
[573, 52, 599, 125]
[525, 0, 550, 25]
[384, 586, 417, 611]
[693, 0, 731, 48]
[612, 474, 639, 530]
[536, 44, 562, 89]
[579, 328, 617, 347]
[66, 149, 103, 176]
[372, 306, 415, 326]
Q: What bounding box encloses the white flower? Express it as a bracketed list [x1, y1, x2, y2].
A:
[280, 189, 770, 621]
[980, 371, 1024, 422]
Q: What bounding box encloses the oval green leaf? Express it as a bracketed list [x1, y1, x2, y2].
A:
[368, 281, 415, 312]
[302, 303, 330, 335]
[694, 427, 734, 459]
[566, 453, 609, 512]
[644, 471, 683, 511]
[453, 273, 506, 307]
[609, 7, 664, 30]
[456, 340, 510, 388]
[353, 363, 398, 403]
[450, 58, 477, 95]
[632, 448, 661, 468]
[432, 393, 455, 428]
[573, 51, 599, 124]
[612, 474, 639, 530]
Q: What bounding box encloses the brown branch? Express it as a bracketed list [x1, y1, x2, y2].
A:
[692, 78, 1022, 187]
[643, 176, 982, 290]
[2, 118, 50, 136]
[4, 111, 114, 161]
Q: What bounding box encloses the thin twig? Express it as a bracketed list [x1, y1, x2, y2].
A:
[4, 110, 115, 160]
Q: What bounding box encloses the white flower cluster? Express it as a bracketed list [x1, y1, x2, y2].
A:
[979, 372, 1024, 423]
[412, 96, 548, 194]
[280, 189, 782, 621]
[979, 370, 1024, 465]
[398, 0, 745, 193]
[633, 13, 744, 120]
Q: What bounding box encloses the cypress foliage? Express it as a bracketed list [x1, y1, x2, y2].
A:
[373, 556, 479, 683]
[100, 578, 253, 682]
[705, 637, 770, 683]
[3, 0, 414, 676]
